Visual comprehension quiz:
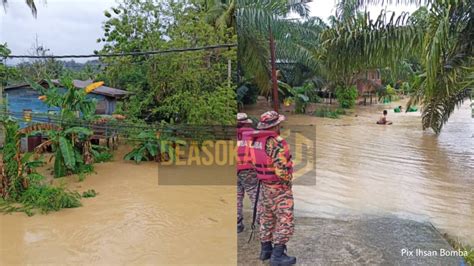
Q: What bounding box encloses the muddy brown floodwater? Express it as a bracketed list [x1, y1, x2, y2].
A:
[0, 146, 236, 265]
[247, 99, 474, 246]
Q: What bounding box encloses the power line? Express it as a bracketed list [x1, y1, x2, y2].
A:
[6, 44, 237, 59]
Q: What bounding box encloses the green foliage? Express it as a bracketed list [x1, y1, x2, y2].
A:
[320, 2, 472, 133]
[0, 43, 19, 88]
[99, 0, 237, 124]
[237, 83, 259, 109]
[237, 0, 314, 94]
[1, 180, 82, 216]
[28, 77, 97, 122]
[156, 85, 236, 125]
[313, 107, 346, 119]
[124, 121, 187, 164]
[43, 128, 93, 178]
[82, 189, 98, 198]
[406, 2, 473, 134]
[287, 82, 321, 114]
[124, 130, 158, 163]
[1, 118, 22, 199]
[19, 185, 82, 214]
[335, 85, 358, 109]
[322, 10, 422, 86]
[0, 118, 83, 216]
[400, 81, 412, 95]
[379, 84, 399, 102]
[90, 145, 113, 163]
[27, 77, 98, 178]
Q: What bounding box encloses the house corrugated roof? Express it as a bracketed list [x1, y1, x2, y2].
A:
[5, 79, 130, 99]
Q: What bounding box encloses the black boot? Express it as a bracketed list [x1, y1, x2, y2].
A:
[270, 244, 296, 266]
[259, 241, 273, 261]
[237, 223, 244, 233]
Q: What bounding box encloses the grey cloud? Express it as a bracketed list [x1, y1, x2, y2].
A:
[1, 0, 117, 63]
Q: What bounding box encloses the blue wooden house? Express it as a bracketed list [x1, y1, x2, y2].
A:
[4, 79, 129, 120]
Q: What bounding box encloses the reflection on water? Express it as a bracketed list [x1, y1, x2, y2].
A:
[0, 147, 236, 264]
[250, 100, 474, 245]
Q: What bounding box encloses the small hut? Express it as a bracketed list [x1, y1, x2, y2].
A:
[2, 80, 129, 149]
[4, 79, 129, 116]
[354, 69, 382, 105]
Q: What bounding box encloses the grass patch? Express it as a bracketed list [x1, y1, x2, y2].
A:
[94, 152, 113, 163]
[443, 233, 474, 265]
[313, 107, 346, 119]
[0, 184, 82, 216]
[82, 189, 98, 198]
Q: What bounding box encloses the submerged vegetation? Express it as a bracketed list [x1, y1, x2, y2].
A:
[28, 77, 100, 178]
[335, 86, 358, 109]
[0, 117, 83, 216]
[1, 3, 239, 220]
[313, 108, 346, 119]
[444, 234, 474, 265]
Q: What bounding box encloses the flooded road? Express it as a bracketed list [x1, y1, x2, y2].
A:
[249, 100, 474, 245]
[0, 146, 236, 265]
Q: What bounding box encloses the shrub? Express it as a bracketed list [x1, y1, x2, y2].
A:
[314, 108, 346, 118]
[82, 189, 98, 198]
[335, 85, 358, 109]
[19, 185, 82, 214]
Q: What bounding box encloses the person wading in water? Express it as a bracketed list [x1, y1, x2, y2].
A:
[248, 111, 296, 266]
[236, 113, 259, 233]
[377, 110, 393, 125]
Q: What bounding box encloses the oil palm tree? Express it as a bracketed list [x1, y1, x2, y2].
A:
[199, 0, 236, 30]
[2, 0, 38, 17]
[326, 0, 473, 133]
[237, 0, 318, 110]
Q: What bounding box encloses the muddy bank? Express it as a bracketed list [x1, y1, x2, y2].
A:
[238, 211, 463, 265]
[0, 145, 236, 265]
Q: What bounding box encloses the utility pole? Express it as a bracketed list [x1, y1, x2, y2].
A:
[227, 58, 232, 87]
[269, 27, 279, 112]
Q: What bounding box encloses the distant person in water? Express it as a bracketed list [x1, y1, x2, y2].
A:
[377, 110, 392, 125]
[394, 106, 402, 113]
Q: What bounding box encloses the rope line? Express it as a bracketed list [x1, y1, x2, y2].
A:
[5, 44, 237, 59]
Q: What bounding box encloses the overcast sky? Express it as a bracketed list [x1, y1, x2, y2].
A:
[0, 0, 419, 64]
[0, 0, 117, 63]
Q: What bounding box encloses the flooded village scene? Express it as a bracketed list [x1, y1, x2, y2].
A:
[1, 0, 473, 266]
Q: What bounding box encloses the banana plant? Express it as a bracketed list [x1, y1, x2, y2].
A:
[124, 122, 187, 164]
[124, 130, 159, 164]
[35, 127, 93, 178]
[26, 77, 104, 177]
[281, 81, 320, 114]
[28, 77, 101, 123]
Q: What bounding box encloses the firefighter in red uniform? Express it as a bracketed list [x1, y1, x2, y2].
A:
[236, 113, 259, 233]
[248, 111, 296, 265]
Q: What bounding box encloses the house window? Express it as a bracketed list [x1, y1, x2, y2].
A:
[95, 100, 107, 114]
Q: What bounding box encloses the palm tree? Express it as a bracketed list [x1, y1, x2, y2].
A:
[237, 0, 317, 110]
[199, 0, 236, 31]
[2, 0, 38, 17]
[327, 0, 473, 133]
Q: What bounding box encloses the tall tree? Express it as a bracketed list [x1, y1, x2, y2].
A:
[328, 0, 473, 133]
[98, 0, 237, 124]
[2, 0, 38, 17]
[237, 0, 316, 100]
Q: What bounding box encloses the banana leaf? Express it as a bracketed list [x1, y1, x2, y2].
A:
[59, 136, 76, 169]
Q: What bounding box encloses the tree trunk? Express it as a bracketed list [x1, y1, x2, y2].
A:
[269, 28, 279, 112]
